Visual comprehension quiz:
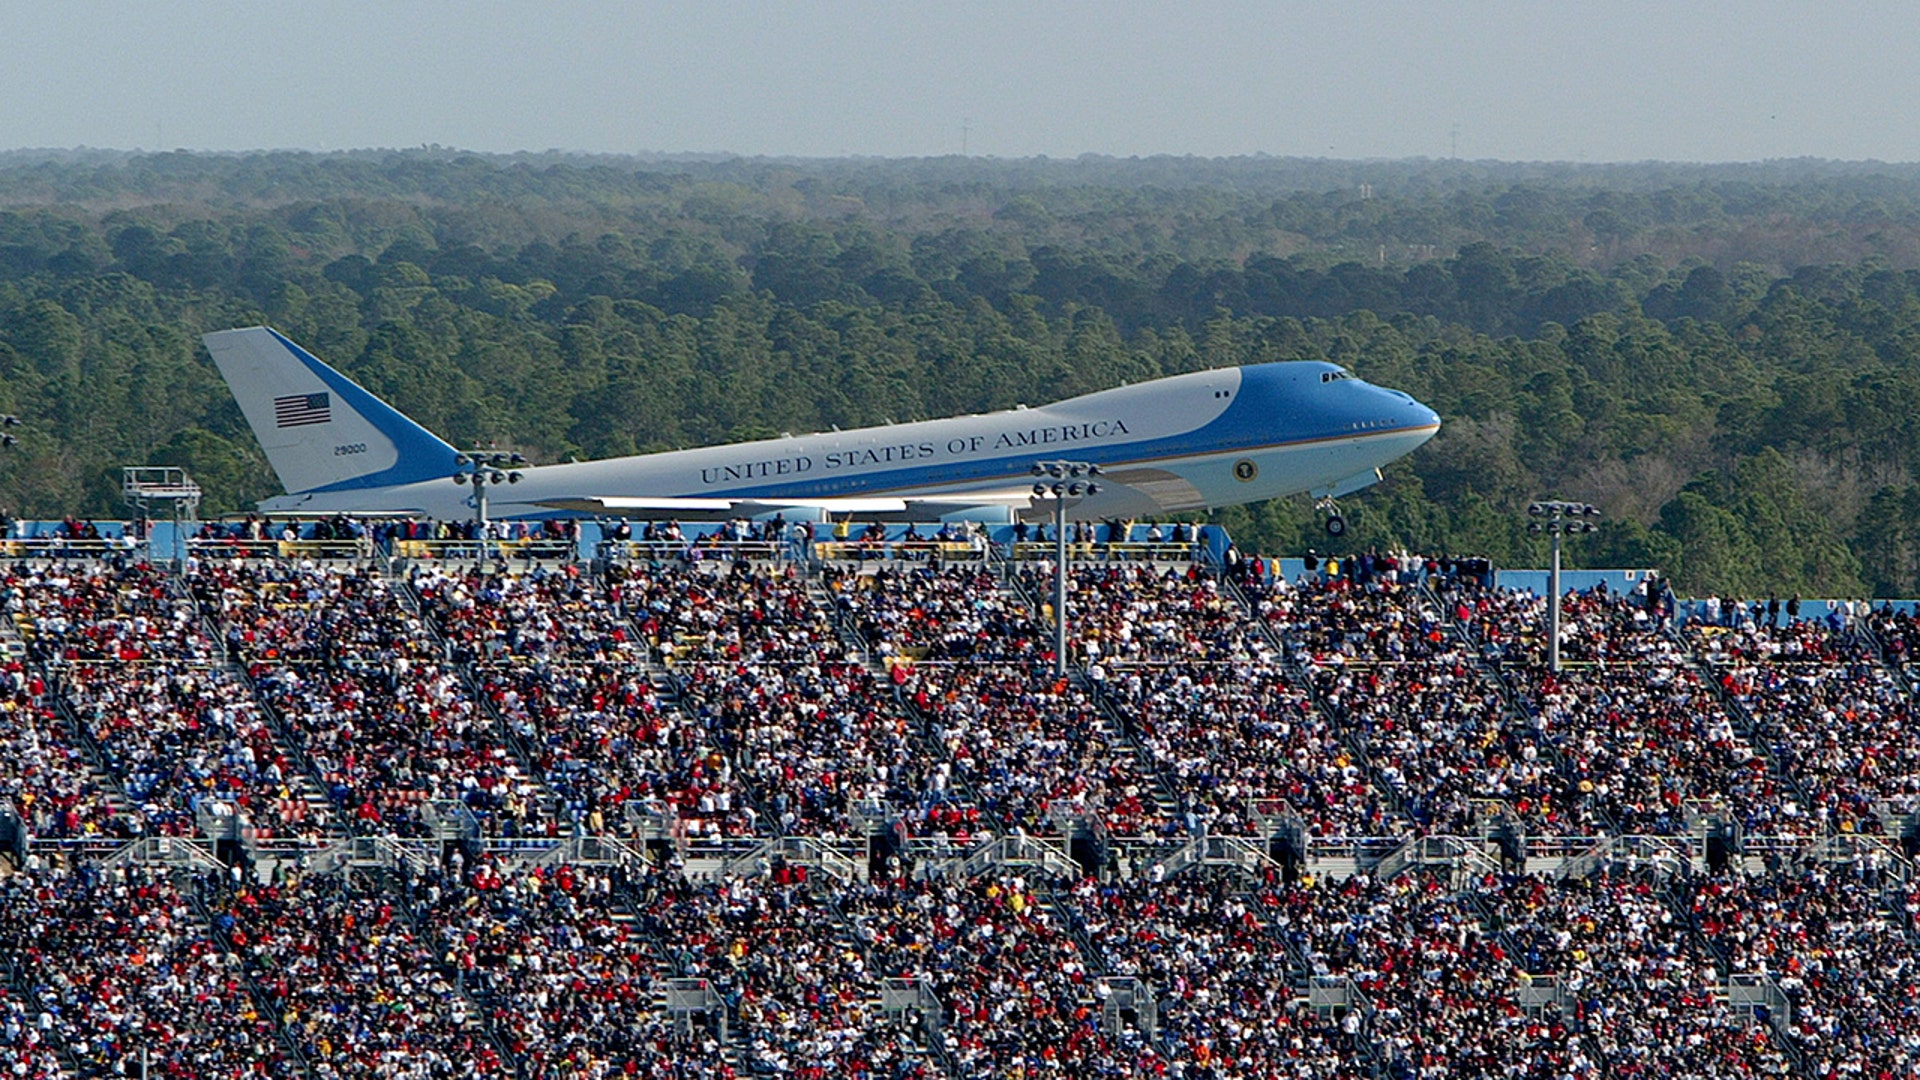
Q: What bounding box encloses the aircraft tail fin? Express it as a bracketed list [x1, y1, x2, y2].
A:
[203, 327, 458, 496]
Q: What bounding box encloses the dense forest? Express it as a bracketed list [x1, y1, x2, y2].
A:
[1, 149, 1919, 596]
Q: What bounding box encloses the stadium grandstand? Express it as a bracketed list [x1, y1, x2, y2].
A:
[2, 514, 1918, 1078]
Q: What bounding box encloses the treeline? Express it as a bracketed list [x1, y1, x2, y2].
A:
[1, 151, 1919, 596]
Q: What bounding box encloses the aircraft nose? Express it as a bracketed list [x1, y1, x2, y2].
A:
[1384, 388, 1440, 430]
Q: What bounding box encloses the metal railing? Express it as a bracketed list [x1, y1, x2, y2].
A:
[1372, 834, 1502, 884]
[1553, 835, 1698, 880]
[304, 835, 440, 876]
[1099, 975, 1158, 1038]
[389, 536, 578, 561]
[602, 538, 790, 563]
[929, 833, 1082, 881]
[186, 536, 377, 561]
[1006, 540, 1202, 563]
[714, 836, 863, 882]
[98, 835, 226, 872]
[0, 537, 136, 559]
[1798, 833, 1911, 882]
[1147, 834, 1282, 880]
[664, 977, 728, 1041]
[1725, 972, 1793, 1028]
[814, 539, 985, 562]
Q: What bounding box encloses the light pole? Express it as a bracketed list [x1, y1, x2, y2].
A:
[452, 450, 525, 559]
[1526, 500, 1601, 673]
[1031, 460, 1101, 679]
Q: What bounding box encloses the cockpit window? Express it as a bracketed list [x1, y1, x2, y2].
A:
[1320, 368, 1356, 383]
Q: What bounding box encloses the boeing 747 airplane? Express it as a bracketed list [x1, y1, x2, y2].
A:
[204, 327, 1440, 535]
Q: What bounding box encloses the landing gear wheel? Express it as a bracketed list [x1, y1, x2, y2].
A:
[1315, 495, 1347, 539]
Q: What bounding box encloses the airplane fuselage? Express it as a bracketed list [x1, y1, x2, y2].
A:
[259, 361, 1439, 522]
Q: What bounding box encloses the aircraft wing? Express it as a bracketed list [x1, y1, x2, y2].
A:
[529, 466, 1209, 522]
[529, 490, 1039, 520]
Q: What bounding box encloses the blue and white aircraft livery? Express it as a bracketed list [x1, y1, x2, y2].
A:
[204, 327, 1441, 531]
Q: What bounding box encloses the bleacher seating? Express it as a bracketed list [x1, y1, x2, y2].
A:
[1, 536, 1918, 1079]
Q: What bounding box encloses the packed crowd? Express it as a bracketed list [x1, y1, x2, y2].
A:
[0, 655, 118, 840]
[0, 864, 299, 1078]
[0, 546, 1915, 854]
[412, 563, 644, 666]
[642, 861, 946, 1078]
[7, 841, 1920, 1077]
[63, 663, 331, 840]
[1483, 869, 1795, 1077]
[477, 660, 747, 840]
[1114, 662, 1394, 838]
[204, 871, 505, 1078]
[619, 560, 846, 667]
[9, 562, 215, 665]
[1867, 606, 1920, 675]
[1687, 617, 1920, 831]
[1512, 662, 1793, 836]
[409, 562, 739, 838]
[677, 659, 967, 840]
[906, 664, 1172, 837]
[1311, 650, 1545, 837]
[1689, 864, 1920, 1076]
[13, 541, 1920, 1078]
[1020, 562, 1261, 665]
[190, 562, 541, 836]
[1061, 868, 1363, 1078]
[842, 870, 1097, 1078]
[4, 561, 330, 841]
[829, 564, 1050, 663]
[415, 855, 710, 1078]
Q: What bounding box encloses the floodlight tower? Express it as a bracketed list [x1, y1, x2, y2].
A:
[1526, 500, 1602, 673]
[1031, 460, 1102, 679]
[452, 450, 525, 558]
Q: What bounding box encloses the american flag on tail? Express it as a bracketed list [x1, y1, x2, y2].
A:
[274, 392, 331, 428]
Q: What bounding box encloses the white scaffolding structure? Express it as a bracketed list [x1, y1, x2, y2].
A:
[122, 466, 201, 564]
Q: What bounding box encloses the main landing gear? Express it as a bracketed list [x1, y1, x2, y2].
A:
[1316, 496, 1347, 537]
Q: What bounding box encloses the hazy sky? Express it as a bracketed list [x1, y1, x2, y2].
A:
[3, 1, 1915, 162]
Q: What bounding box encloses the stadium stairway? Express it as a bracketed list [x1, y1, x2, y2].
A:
[213, 658, 343, 839]
[373, 865, 522, 1071]
[997, 555, 1187, 836]
[186, 873, 323, 1079]
[1077, 674, 1185, 830]
[42, 687, 140, 829]
[172, 567, 342, 837]
[0, 601, 26, 662]
[625, 880, 756, 1073]
[1410, 575, 1629, 835]
[400, 569, 562, 832]
[1665, 624, 1823, 831]
[176, 568, 398, 844]
[1859, 617, 1920, 701]
[1217, 567, 1418, 831]
[2, 592, 137, 834]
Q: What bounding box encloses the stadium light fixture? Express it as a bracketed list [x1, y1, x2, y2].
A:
[451, 449, 529, 561]
[1031, 459, 1102, 679]
[1523, 500, 1602, 673]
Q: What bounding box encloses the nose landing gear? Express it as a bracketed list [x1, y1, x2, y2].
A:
[1316, 496, 1347, 537]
